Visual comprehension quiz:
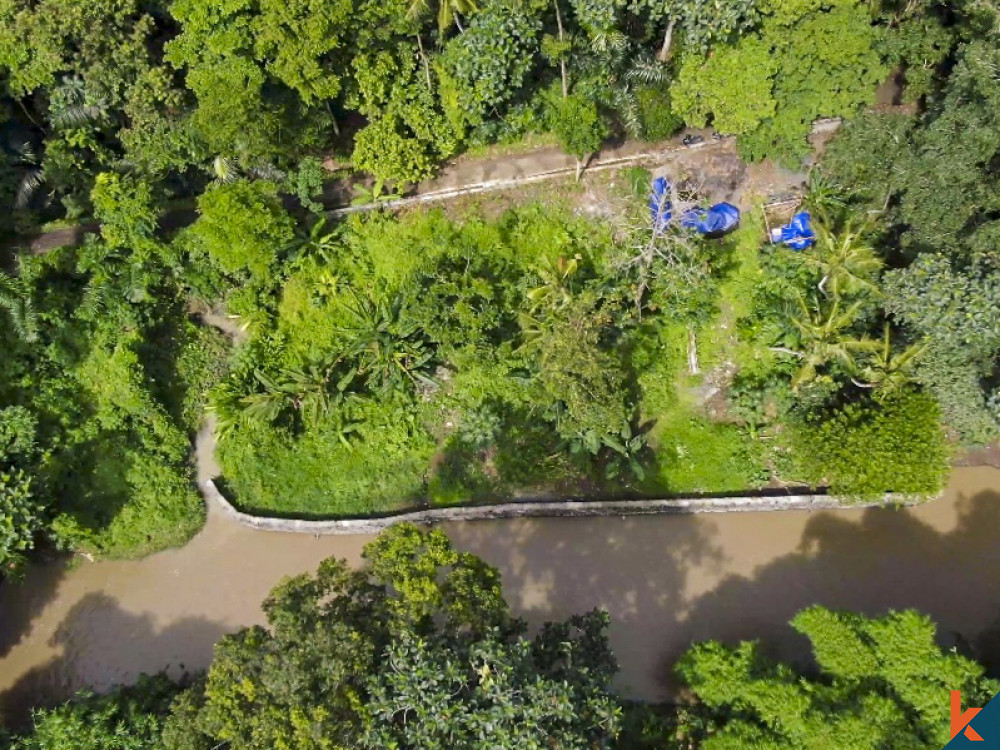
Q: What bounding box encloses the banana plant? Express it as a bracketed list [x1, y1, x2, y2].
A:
[526, 253, 582, 312]
[350, 178, 405, 206]
[212, 359, 365, 445]
[284, 217, 338, 265]
[337, 290, 437, 396]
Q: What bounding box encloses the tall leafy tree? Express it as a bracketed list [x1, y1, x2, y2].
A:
[884, 254, 1000, 443]
[675, 0, 885, 160]
[672, 34, 777, 136]
[629, 0, 758, 62]
[166, 0, 348, 163]
[439, 0, 542, 131]
[678, 606, 998, 749]
[162, 524, 622, 750]
[185, 179, 296, 280]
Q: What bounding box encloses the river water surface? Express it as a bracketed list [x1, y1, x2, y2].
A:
[2, 466, 1000, 718]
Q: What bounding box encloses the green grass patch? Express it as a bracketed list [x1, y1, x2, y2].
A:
[639, 323, 768, 494]
[696, 205, 766, 373]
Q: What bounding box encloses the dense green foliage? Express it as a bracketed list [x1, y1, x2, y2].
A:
[0, 0, 955, 237]
[157, 524, 621, 750]
[7, 676, 181, 750]
[679, 606, 999, 749]
[0, 193, 228, 559]
[214, 205, 655, 514]
[788, 390, 949, 498]
[821, 30, 1000, 446]
[1, 2, 999, 745]
[0, 0, 994, 550]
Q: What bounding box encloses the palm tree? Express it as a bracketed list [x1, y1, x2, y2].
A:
[0, 272, 38, 342]
[803, 169, 847, 221]
[771, 294, 874, 389]
[5, 140, 45, 210]
[408, 0, 477, 33]
[803, 221, 883, 298]
[852, 323, 926, 396]
[210, 155, 241, 184]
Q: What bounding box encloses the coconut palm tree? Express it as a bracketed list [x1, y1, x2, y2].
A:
[408, 0, 477, 33]
[803, 221, 883, 298]
[852, 323, 926, 397]
[0, 272, 37, 342]
[771, 293, 874, 389]
[803, 169, 847, 221]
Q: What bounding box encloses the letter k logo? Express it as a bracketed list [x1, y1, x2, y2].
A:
[953, 691, 984, 741]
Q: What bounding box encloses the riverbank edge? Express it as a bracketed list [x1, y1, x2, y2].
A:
[201, 479, 921, 535]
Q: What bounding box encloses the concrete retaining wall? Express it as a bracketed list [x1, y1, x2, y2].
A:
[201, 479, 915, 535]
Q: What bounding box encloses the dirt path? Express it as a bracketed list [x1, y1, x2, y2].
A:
[23, 127, 817, 254]
[27, 137, 711, 253]
[2, 466, 999, 720]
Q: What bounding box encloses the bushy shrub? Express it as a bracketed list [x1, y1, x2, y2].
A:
[548, 93, 608, 160]
[187, 180, 295, 279]
[635, 83, 684, 141]
[788, 389, 949, 499]
[10, 675, 180, 750]
[0, 468, 42, 572]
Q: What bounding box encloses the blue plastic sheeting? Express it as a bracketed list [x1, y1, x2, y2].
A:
[680, 202, 741, 236]
[649, 176, 672, 231]
[771, 211, 815, 250]
[649, 178, 741, 237]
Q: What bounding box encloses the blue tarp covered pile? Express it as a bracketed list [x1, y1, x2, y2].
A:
[649, 177, 740, 237]
[770, 211, 815, 250]
[680, 202, 740, 236]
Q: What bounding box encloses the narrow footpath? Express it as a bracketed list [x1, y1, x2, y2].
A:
[24, 124, 827, 254]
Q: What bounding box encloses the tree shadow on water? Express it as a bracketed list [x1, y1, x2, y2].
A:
[677, 486, 1000, 686]
[444, 513, 727, 702]
[0, 592, 228, 726]
[0, 558, 69, 660]
[446, 483, 1000, 701]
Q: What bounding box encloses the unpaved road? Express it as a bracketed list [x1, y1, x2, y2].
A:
[2, 466, 999, 719]
[25, 129, 805, 253]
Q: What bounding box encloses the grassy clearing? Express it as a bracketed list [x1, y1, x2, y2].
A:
[696, 205, 768, 374]
[639, 323, 768, 494]
[460, 133, 563, 160]
[636, 213, 778, 495]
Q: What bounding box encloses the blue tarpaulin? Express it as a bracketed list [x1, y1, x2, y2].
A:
[649, 176, 672, 231]
[681, 202, 741, 236]
[649, 178, 740, 237]
[771, 211, 815, 250]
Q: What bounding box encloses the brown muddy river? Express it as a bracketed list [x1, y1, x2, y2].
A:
[2, 466, 1000, 718]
